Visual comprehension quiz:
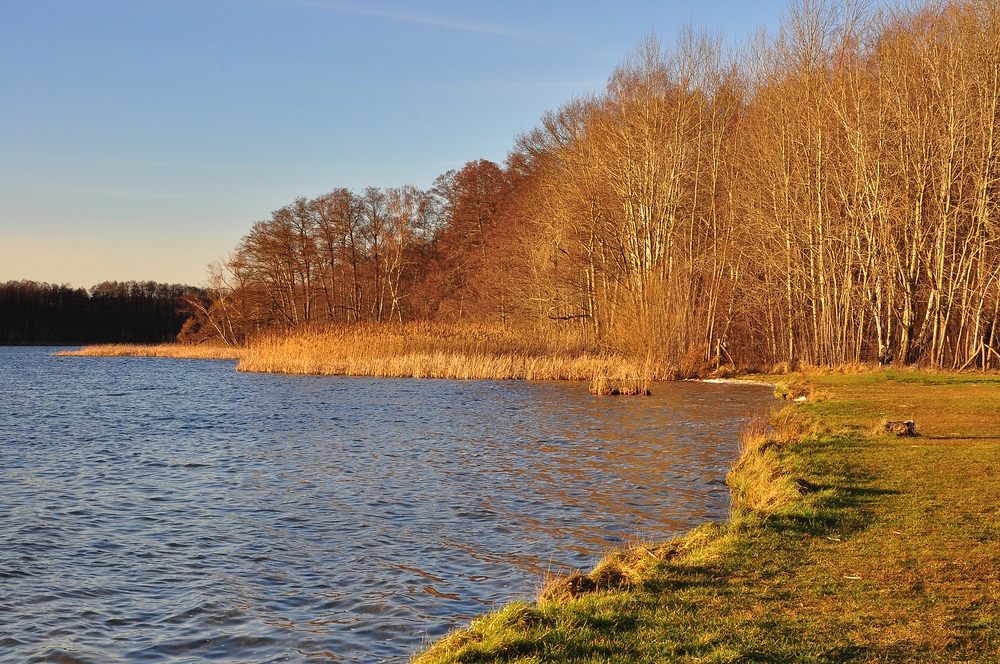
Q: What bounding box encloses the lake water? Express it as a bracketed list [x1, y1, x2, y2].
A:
[0, 347, 773, 663]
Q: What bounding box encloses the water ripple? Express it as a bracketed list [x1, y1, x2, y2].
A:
[0, 347, 773, 662]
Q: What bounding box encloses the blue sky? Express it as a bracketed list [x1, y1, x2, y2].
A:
[2, 0, 796, 287]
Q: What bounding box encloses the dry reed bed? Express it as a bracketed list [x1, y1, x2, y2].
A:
[58, 324, 669, 389]
[236, 324, 665, 385]
[57, 344, 245, 360]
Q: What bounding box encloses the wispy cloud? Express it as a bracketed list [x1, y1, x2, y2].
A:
[280, 0, 535, 40]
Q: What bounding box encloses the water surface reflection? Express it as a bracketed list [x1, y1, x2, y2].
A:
[0, 347, 773, 662]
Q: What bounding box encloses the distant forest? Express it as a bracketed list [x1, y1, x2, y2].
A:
[187, 0, 1000, 371]
[0, 281, 203, 345]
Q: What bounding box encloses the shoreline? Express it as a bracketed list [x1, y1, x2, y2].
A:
[695, 377, 777, 386]
[413, 372, 1000, 662]
[51, 344, 1000, 658]
[54, 340, 771, 386]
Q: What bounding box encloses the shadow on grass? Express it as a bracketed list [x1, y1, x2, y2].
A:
[820, 643, 919, 662]
[639, 565, 730, 595]
[760, 480, 902, 544]
[919, 435, 1000, 441]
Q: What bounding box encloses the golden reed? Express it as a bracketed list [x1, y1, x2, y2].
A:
[58, 343, 244, 360]
[236, 322, 664, 388]
[61, 324, 665, 391]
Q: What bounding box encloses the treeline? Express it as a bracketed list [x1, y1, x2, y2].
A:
[194, 0, 1000, 371]
[187, 164, 515, 345]
[0, 280, 203, 345]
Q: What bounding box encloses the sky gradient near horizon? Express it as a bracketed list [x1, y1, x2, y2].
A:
[3, 0, 827, 288]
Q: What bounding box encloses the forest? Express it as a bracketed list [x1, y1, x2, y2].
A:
[0, 281, 202, 345]
[183, 0, 1000, 371]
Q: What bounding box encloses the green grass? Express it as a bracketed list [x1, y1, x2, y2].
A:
[414, 372, 1000, 663]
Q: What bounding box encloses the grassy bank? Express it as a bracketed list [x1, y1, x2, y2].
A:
[414, 372, 1000, 662]
[57, 343, 244, 360]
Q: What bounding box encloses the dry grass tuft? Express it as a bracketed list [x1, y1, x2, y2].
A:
[57, 343, 244, 360]
[538, 539, 684, 605]
[871, 418, 918, 437]
[588, 372, 652, 395]
[726, 410, 812, 514]
[773, 380, 812, 401]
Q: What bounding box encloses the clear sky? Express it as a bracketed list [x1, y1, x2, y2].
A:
[1, 0, 798, 288]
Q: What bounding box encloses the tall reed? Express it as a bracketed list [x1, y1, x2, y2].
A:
[237, 322, 669, 384]
[57, 343, 244, 360]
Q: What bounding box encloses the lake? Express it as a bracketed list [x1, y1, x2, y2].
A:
[0, 347, 773, 663]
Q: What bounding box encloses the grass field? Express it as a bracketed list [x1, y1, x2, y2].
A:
[414, 371, 1000, 662]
